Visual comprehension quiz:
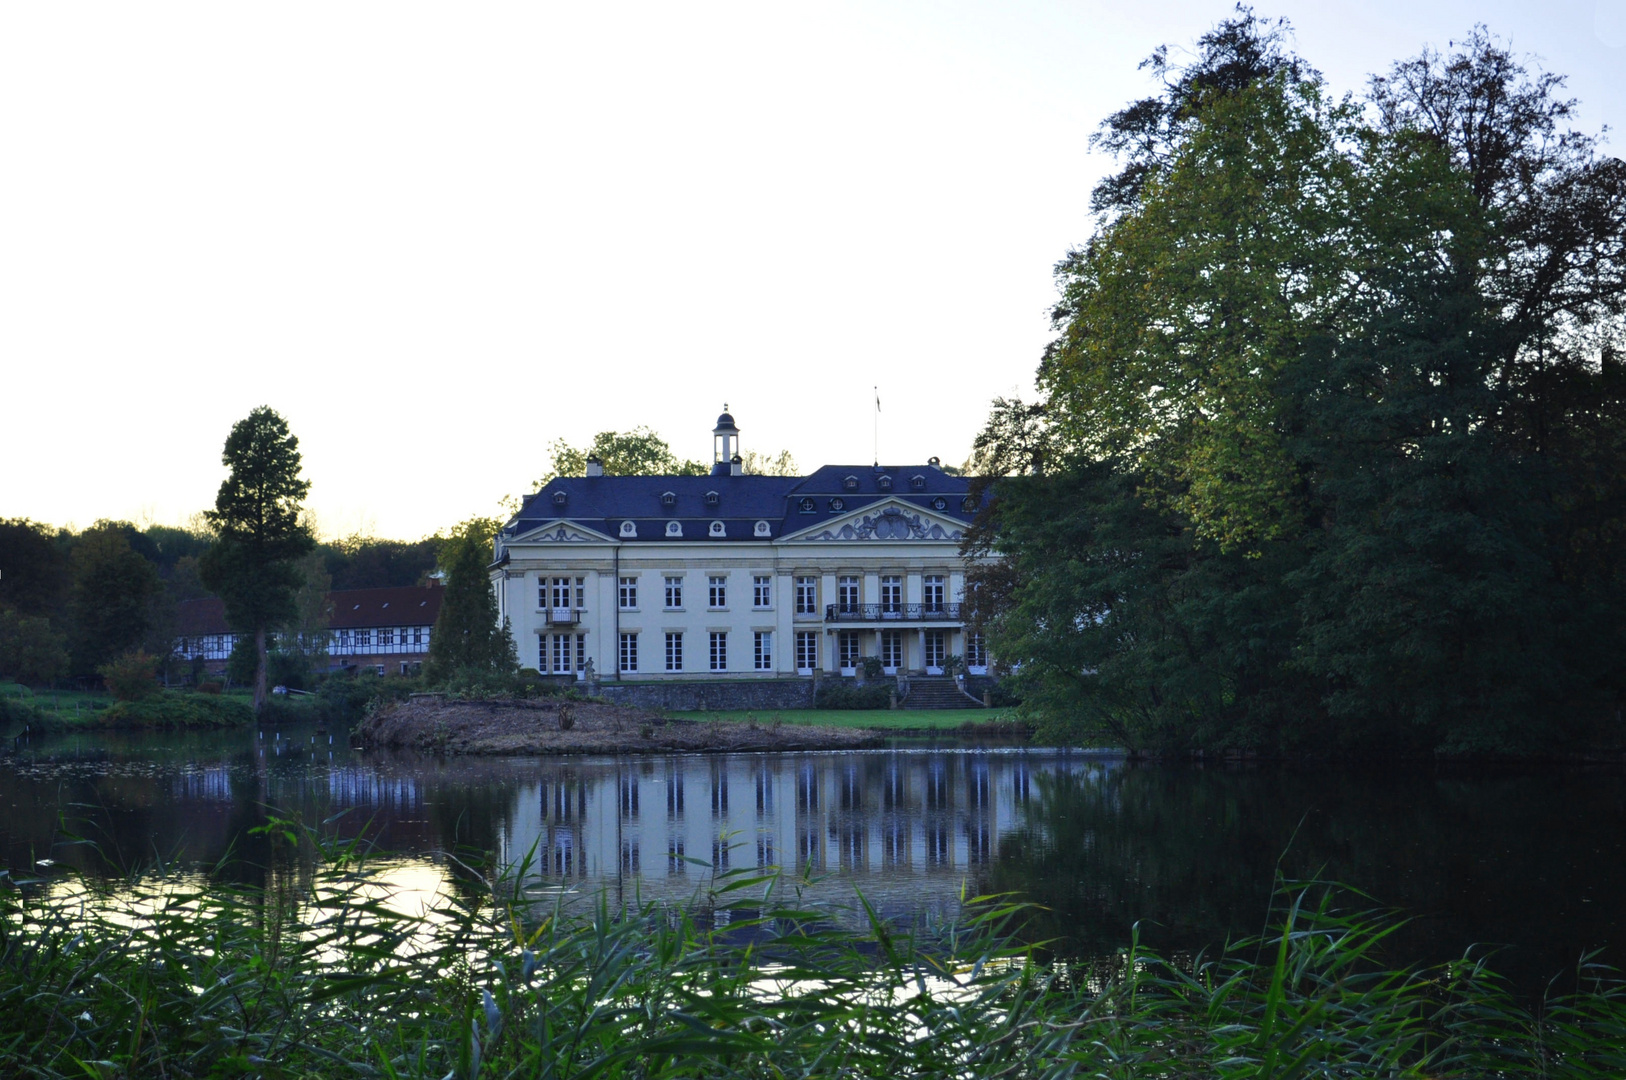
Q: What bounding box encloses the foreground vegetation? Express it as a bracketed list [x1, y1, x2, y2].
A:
[1, 820, 1623, 1078]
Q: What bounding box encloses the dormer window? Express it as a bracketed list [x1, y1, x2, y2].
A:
[961, 496, 977, 512]
[842, 475, 859, 492]
[876, 475, 892, 491]
[709, 520, 726, 537]
[829, 497, 845, 512]
[932, 497, 947, 511]
[660, 491, 677, 508]
[552, 491, 568, 506]
[665, 521, 683, 537]
[798, 497, 816, 514]
[619, 520, 638, 538]
[910, 475, 926, 490]
[753, 520, 771, 537]
[704, 491, 719, 507]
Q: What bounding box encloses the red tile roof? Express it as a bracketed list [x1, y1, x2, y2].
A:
[175, 583, 444, 636]
[326, 584, 444, 630]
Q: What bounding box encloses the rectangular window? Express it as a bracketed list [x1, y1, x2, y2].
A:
[881, 630, 902, 671]
[664, 576, 683, 609]
[575, 577, 586, 609]
[754, 631, 772, 670]
[619, 632, 638, 673]
[665, 632, 683, 672]
[880, 575, 902, 614]
[356, 629, 372, 648]
[795, 630, 818, 672]
[709, 631, 727, 671]
[412, 627, 423, 646]
[838, 576, 860, 614]
[619, 576, 638, 609]
[549, 577, 572, 609]
[753, 575, 771, 608]
[967, 631, 988, 668]
[708, 575, 727, 609]
[551, 634, 571, 674]
[794, 576, 818, 614]
[923, 574, 945, 613]
[925, 630, 946, 670]
[838, 630, 860, 670]
[539, 636, 547, 670]
[575, 633, 586, 672]
[379, 628, 393, 646]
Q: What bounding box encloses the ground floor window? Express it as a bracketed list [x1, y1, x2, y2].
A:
[967, 631, 988, 669]
[838, 630, 860, 671]
[665, 632, 683, 672]
[795, 631, 818, 673]
[710, 631, 728, 671]
[924, 630, 946, 671]
[547, 633, 586, 675]
[754, 631, 772, 670]
[880, 630, 902, 672]
[619, 632, 638, 673]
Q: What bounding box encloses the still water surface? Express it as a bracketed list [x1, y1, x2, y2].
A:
[2, 722, 1622, 992]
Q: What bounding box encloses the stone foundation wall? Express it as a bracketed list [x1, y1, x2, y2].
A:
[592, 678, 817, 712]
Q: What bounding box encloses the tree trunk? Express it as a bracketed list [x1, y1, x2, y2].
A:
[254, 626, 267, 714]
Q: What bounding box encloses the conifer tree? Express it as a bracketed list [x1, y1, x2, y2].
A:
[200, 407, 315, 713]
[425, 518, 518, 683]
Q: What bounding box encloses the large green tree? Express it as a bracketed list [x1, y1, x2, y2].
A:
[65, 522, 165, 679]
[200, 407, 316, 713]
[424, 517, 518, 683]
[970, 16, 1626, 755]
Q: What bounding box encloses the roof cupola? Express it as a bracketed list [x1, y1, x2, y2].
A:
[712, 406, 740, 477]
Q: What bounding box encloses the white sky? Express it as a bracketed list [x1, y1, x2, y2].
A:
[3, 1, 1622, 540]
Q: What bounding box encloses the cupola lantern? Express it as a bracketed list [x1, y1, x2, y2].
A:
[712, 407, 739, 477]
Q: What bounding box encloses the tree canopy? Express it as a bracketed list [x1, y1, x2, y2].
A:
[535, 428, 799, 484]
[200, 407, 315, 711]
[969, 15, 1626, 756]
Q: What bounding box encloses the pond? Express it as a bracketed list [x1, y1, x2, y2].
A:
[2, 720, 1622, 994]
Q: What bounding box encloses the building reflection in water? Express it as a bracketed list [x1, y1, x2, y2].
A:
[502, 751, 1100, 921]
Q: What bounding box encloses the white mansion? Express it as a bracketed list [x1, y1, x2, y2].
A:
[491, 412, 992, 682]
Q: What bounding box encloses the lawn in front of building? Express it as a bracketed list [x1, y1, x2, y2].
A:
[669, 707, 1017, 730]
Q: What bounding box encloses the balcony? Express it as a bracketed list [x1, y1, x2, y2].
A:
[824, 602, 962, 624]
[540, 607, 582, 626]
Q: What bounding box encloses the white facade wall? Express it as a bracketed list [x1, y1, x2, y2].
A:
[493, 502, 992, 680]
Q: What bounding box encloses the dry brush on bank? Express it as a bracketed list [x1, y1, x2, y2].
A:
[355, 695, 883, 755]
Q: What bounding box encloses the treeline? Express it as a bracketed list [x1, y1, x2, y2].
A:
[968, 18, 1626, 756]
[0, 517, 440, 687]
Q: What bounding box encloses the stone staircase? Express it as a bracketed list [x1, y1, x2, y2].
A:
[901, 676, 984, 710]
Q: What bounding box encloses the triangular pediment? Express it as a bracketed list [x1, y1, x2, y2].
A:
[779, 499, 965, 543]
[507, 519, 615, 544]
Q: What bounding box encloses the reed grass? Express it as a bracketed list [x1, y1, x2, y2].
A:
[1, 816, 1622, 1079]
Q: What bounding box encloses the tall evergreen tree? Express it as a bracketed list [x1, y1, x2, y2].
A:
[425, 518, 518, 683]
[200, 407, 315, 713]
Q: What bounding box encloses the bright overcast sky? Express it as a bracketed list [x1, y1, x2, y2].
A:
[3, 1, 1622, 540]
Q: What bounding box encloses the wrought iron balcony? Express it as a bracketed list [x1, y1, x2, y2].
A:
[540, 607, 582, 626]
[824, 602, 962, 623]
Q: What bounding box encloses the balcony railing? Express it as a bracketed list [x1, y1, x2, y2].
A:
[541, 607, 582, 626]
[825, 602, 963, 623]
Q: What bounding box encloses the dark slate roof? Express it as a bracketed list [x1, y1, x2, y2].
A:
[174, 585, 444, 636]
[503, 464, 978, 542]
